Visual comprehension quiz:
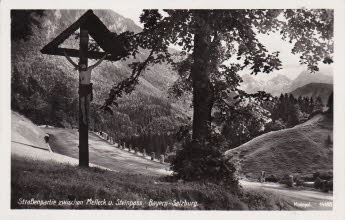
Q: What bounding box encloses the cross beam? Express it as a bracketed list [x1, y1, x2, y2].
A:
[43, 48, 123, 61]
[40, 10, 129, 61]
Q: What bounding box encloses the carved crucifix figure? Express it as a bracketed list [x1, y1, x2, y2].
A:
[64, 51, 108, 125]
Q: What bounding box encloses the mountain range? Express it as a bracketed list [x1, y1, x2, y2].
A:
[43, 9, 334, 104]
[240, 69, 333, 97]
[240, 74, 292, 96]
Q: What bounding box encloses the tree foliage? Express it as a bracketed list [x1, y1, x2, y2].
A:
[100, 9, 333, 182]
[11, 10, 45, 41]
[103, 9, 333, 137]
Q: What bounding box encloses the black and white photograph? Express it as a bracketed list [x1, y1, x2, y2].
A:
[1, 0, 345, 219]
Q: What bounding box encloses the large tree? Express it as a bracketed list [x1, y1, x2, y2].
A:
[103, 9, 333, 141]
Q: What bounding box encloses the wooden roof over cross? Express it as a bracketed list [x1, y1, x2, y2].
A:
[41, 10, 129, 61]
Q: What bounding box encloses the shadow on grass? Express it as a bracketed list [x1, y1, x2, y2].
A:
[11, 155, 294, 210]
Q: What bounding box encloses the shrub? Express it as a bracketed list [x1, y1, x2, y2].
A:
[164, 152, 176, 163]
[326, 135, 333, 146]
[279, 174, 294, 187]
[171, 134, 239, 190]
[314, 177, 322, 189]
[327, 180, 333, 191]
[300, 174, 314, 182]
[313, 171, 333, 181]
[314, 177, 333, 192]
[265, 120, 286, 132]
[308, 110, 323, 120]
[265, 174, 278, 183]
[294, 176, 304, 186]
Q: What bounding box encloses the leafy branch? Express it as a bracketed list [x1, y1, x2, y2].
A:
[100, 48, 155, 114]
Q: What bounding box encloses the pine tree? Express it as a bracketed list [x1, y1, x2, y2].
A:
[314, 96, 324, 112]
[287, 104, 303, 127]
[327, 92, 333, 114]
[309, 97, 315, 114]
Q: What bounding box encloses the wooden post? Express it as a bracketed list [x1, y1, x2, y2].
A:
[160, 154, 164, 164]
[79, 25, 89, 167]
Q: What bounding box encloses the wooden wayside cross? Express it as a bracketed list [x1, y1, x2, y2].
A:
[41, 10, 128, 167]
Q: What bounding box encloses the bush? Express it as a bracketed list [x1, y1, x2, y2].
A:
[308, 110, 323, 120]
[314, 177, 333, 192]
[314, 177, 322, 189]
[327, 180, 333, 191]
[313, 171, 333, 181]
[265, 174, 278, 183]
[279, 174, 294, 187]
[299, 174, 314, 182]
[164, 152, 176, 163]
[265, 120, 286, 132]
[171, 134, 239, 190]
[326, 135, 333, 146]
[294, 176, 304, 186]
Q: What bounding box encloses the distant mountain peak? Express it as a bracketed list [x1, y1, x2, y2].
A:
[240, 68, 333, 97]
[288, 69, 333, 93]
[240, 73, 291, 96]
[271, 74, 291, 82]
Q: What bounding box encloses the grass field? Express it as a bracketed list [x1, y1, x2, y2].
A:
[11, 156, 295, 210]
[226, 113, 333, 180]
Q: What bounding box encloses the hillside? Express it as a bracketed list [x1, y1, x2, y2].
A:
[11, 111, 50, 151]
[11, 10, 189, 142]
[11, 110, 81, 165]
[290, 83, 333, 105]
[10, 111, 311, 210]
[36, 9, 179, 100]
[11, 110, 171, 175]
[224, 113, 333, 179]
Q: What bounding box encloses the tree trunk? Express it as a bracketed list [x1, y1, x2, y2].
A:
[191, 16, 214, 140]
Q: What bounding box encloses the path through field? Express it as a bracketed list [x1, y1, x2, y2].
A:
[43, 127, 171, 176]
[240, 180, 333, 210]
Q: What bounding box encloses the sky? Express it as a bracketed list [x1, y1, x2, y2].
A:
[114, 9, 333, 81]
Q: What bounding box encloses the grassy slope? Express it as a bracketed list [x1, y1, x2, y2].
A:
[10, 111, 295, 210]
[11, 111, 50, 151]
[11, 156, 294, 210]
[225, 114, 333, 179]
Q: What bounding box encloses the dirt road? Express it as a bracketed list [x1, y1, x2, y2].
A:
[43, 127, 171, 176]
[240, 180, 333, 210]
